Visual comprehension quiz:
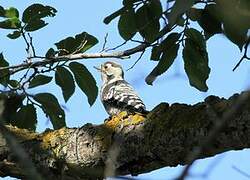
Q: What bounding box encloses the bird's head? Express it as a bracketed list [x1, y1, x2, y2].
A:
[95, 61, 124, 84]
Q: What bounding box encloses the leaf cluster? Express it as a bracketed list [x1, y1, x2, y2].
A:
[0, 4, 57, 39]
[0, 4, 98, 130]
[104, 0, 249, 91]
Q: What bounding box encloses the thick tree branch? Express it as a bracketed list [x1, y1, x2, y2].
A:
[178, 91, 250, 180]
[0, 91, 250, 179]
[0, 122, 42, 180]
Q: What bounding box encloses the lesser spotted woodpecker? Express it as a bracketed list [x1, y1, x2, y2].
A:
[95, 61, 147, 116]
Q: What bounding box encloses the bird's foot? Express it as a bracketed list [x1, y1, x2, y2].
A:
[104, 116, 113, 123]
[104, 111, 129, 123]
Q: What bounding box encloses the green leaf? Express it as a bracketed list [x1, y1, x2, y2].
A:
[135, 2, 161, 42]
[55, 37, 75, 55]
[7, 30, 21, 39]
[45, 48, 56, 58]
[176, 16, 185, 26]
[150, 45, 162, 61]
[5, 7, 19, 18]
[0, 6, 19, 18]
[29, 75, 53, 89]
[22, 4, 57, 23]
[161, 32, 181, 48]
[22, 4, 56, 32]
[198, 4, 222, 39]
[147, 32, 181, 84]
[118, 8, 137, 40]
[55, 32, 98, 55]
[223, 23, 247, 51]
[146, 43, 179, 85]
[15, 104, 37, 131]
[2, 94, 25, 123]
[150, 32, 180, 61]
[55, 67, 75, 102]
[168, 0, 195, 27]
[216, 0, 249, 50]
[123, 0, 142, 7]
[69, 62, 98, 106]
[0, 53, 10, 87]
[34, 93, 65, 129]
[183, 29, 210, 92]
[103, 7, 125, 24]
[148, 0, 163, 19]
[0, 6, 5, 17]
[187, 8, 202, 21]
[8, 80, 19, 88]
[0, 17, 21, 29]
[24, 19, 47, 32]
[75, 32, 98, 53]
[185, 28, 206, 49]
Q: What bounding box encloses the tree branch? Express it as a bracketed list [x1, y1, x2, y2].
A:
[0, 43, 149, 76]
[177, 91, 250, 180]
[1, 24, 174, 77]
[0, 122, 43, 180]
[0, 91, 250, 179]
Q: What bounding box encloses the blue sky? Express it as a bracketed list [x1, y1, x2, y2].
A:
[1, 1, 250, 180]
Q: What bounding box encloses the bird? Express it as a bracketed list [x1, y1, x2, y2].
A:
[95, 61, 147, 116]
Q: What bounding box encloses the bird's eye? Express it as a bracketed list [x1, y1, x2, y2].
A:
[104, 65, 108, 69]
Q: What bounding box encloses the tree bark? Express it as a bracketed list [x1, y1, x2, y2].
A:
[0, 91, 250, 180]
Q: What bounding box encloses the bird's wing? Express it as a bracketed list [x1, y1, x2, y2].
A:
[102, 80, 146, 111]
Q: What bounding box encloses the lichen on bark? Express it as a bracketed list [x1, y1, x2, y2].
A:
[0, 91, 249, 179]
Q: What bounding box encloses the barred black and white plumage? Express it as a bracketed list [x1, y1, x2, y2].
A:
[95, 61, 147, 116]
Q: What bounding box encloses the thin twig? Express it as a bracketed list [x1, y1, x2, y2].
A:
[179, 16, 189, 47]
[126, 50, 145, 71]
[194, 0, 215, 4]
[232, 165, 250, 178]
[177, 91, 250, 180]
[23, 68, 38, 85]
[101, 33, 109, 52]
[27, 95, 42, 108]
[232, 37, 250, 71]
[21, 31, 30, 55]
[200, 154, 225, 178]
[1, 21, 174, 77]
[115, 176, 138, 180]
[130, 39, 145, 44]
[28, 33, 36, 57]
[40, 61, 62, 73]
[106, 41, 127, 51]
[18, 63, 37, 85]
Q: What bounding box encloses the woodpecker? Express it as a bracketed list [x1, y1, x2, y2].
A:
[95, 61, 147, 116]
